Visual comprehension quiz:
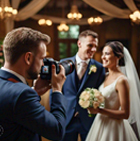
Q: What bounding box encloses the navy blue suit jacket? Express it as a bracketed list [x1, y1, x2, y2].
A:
[0, 69, 67, 141]
[59, 56, 105, 131]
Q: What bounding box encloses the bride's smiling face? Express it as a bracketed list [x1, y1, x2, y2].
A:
[101, 46, 118, 68]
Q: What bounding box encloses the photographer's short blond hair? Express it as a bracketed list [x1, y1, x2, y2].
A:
[3, 27, 50, 64]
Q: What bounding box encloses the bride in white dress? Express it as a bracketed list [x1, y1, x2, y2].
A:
[86, 41, 140, 141]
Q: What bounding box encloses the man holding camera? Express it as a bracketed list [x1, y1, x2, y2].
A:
[54, 30, 106, 141]
[0, 27, 67, 141]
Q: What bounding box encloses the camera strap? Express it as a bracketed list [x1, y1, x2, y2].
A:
[7, 78, 20, 83]
[7, 78, 28, 85]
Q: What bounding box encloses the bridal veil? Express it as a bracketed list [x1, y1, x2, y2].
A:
[120, 47, 140, 140]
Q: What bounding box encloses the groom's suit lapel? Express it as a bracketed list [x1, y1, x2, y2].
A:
[68, 57, 97, 93]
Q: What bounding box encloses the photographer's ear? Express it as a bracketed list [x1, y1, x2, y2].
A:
[24, 52, 33, 65]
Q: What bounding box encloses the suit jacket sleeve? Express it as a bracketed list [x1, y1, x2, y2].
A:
[13, 87, 67, 141]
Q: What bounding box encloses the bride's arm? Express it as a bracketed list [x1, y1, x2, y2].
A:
[88, 77, 130, 120]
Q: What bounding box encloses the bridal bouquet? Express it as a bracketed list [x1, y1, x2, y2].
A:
[79, 88, 105, 116]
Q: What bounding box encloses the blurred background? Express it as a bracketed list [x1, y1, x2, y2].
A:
[0, 0, 140, 78]
[0, 0, 140, 140]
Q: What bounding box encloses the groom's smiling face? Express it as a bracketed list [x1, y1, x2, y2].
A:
[101, 46, 118, 68]
[77, 35, 98, 60]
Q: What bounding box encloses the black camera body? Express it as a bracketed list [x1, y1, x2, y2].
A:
[40, 58, 75, 80]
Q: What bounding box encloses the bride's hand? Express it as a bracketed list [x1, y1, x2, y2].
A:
[87, 107, 99, 114]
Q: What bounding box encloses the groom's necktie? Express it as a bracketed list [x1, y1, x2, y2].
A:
[77, 61, 87, 80]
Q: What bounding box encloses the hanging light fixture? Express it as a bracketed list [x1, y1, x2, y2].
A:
[129, 10, 140, 24]
[57, 21, 69, 32]
[38, 19, 52, 26]
[0, 0, 18, 20]
[67, 5, 82, 20]
[57, 0, 69, 32]
[87, 16, 103, 25]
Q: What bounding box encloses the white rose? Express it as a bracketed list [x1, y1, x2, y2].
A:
[80, 91, 90, 101]
[92, 101, 100, 109]
[79, 99, 90, 108]
[98, 95, 104, 103]
[94, 91, 101, 97]
[91, 66, 97, 73]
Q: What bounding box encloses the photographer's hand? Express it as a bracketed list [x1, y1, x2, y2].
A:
[51, 64, 66, 92]
[34, 77, 52, 96]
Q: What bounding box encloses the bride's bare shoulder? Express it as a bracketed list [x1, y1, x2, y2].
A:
[116, 75, 129, 89]
[118, 74, 128, 81]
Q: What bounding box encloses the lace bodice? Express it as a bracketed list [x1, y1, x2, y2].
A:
[99, 76, 124, 110]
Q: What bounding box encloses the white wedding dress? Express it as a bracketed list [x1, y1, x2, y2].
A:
[86, 76, 138, 141]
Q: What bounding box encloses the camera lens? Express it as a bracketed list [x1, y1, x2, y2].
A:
[60, 60, 75, 75]
[40, 59, 75, 80]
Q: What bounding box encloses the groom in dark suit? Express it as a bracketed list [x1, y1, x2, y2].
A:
[58, 30, 105, 141]
[0, 27, 67, 141]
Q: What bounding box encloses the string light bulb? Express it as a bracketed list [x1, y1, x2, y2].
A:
[38, 19, 52, 26]
[0, 0, 18, 20]
[129, 10, 140, 24]
[87, 16, 103, 25]
[67, 5, 82, 20]
[57, 21, 69, 32]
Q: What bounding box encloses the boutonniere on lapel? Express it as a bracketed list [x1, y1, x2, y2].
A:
[88, 65, 97, 75]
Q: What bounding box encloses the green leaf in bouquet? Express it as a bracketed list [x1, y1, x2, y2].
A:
[99, 102, 105, 108]
[88, 114, 94, 117]
[85, 87, 91, 91]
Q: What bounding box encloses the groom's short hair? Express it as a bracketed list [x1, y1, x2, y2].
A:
[78, 30, 98, 40]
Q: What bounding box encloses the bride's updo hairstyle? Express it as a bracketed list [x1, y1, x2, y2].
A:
[105, 41, 125, 66]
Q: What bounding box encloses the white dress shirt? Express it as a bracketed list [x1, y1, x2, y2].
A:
[1, 67, 27, 84]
